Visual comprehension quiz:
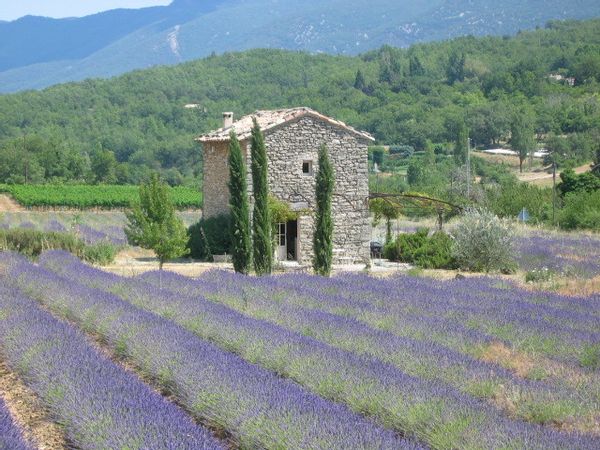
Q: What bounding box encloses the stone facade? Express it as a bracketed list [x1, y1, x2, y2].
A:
[199, 109, 372, 265]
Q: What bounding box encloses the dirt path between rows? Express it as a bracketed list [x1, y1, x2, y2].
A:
[0, 360, 66, 450]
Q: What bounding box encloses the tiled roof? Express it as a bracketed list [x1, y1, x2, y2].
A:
[196, 107, 375, 142]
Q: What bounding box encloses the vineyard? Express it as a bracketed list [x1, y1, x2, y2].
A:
[0, 250, 598, 449]
[0, 184, 202, 209]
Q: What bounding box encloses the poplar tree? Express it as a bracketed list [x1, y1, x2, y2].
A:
[313, 144, 335, 276]
[511, 112, 536, 173]
[228, 131, 251, 274]
[250, 118, 272, 275]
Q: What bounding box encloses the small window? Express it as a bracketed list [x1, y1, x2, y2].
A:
[302, 160, 313, 175]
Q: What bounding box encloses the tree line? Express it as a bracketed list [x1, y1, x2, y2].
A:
[0, 18, 598, 186]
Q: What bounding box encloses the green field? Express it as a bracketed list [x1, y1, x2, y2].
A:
[0, 184, 202, 209]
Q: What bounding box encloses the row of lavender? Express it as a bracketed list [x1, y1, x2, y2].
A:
[262, 271, 600, 363]
[137, 269, 600, 431]
[38, 251, 600, 449]
[2, 253, 415, 450]
[515, 232, 600, 278]
[0, 396, 31, 450]
[0, 211, 200, 247]
[0, 284, 222, 449]
[0, 216, 127, 245]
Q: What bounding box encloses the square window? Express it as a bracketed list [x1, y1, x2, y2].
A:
[302, 161, 313, 175]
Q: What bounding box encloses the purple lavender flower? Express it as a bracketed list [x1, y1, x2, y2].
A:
[0, 285, 223, 450]
[35, 251, 600, 450]
[5, 253, 417, 450]
[0, 397, 32, 450]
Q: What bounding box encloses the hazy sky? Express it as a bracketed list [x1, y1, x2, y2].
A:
[0, 1, 172, 21]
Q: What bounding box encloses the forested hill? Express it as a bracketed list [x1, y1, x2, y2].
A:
[2, 0, 600, 92]
[0, 19, 598, 186]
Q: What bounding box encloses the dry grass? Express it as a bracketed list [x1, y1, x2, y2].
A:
[0, 194, 24, 212]
[478, 342, 600, 434]
[480, 342, 536, 378]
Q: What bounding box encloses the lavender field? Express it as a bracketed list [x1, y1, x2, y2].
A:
[0, 250, 598, 449]
[514, 230, 600, 278]
[0, 211, 200, 246]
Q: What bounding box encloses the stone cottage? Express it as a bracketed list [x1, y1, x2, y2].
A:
[197, 107, 374, 265]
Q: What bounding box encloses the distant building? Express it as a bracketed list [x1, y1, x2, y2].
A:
[197, 107, 374, 265]
[548, 73, 575, 86]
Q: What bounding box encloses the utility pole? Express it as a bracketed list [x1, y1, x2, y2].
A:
[466, 137, 471, 200]
[552, 160, 556, 225]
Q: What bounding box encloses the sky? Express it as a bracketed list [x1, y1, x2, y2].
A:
[0, 0, 172, 21]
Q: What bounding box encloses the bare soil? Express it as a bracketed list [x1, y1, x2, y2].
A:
[517, 163, 591, 187]
[0, 360, 66, 450]
[0, 194, 24, 212]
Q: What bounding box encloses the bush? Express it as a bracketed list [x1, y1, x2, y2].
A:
[525, 268, 554, 283]
[559, 190, 600, 230]
[384, 228, 457, 269]
[0, 228, 84, 258]
[0, 228, 117, 265]
[82, 241, 118, 265]
[389, 145, 414, 158]
[188, 214, 231, 260]
[485, 181, 552, 223]
[452, 209, 516, 273]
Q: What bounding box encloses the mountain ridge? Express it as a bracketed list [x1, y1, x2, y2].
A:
[1, 0, 599, 93]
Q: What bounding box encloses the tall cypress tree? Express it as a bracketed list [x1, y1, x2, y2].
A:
[454, 121, 469, 165]
[313, 144, 335, 276]
[250, 118, 272, 275]
[228, 130, 251, 274]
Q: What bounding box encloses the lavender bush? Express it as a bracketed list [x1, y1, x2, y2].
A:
[3, 253, 414, 450]
[0, 285, 223, 450]
[0, 397, 32, 450]
[38, 251, 600, 449]
[138, 269, 600, 428]
[515, 232, 600, 278]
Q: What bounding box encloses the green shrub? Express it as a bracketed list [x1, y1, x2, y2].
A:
[384, 228, 457, 269]
[452, 209, 517, 273]
[525, 268, 554, 283]
[188, 214, 231, 260]
[559, 190, 600, 231]
[485, 181, 552, 223]
[0, 228, 117, 265]
[82, 241, 118, 265]
[0, 228, 84, 258]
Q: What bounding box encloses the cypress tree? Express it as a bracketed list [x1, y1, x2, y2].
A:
[354, 69, 366, 91]
[313, 144, 335, 276]
[250, 118, 272, 275]
[228, 131, 251, 274]
[454, 121, 469, 165]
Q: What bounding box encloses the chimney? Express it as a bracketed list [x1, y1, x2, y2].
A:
[223, 112, 234, 128]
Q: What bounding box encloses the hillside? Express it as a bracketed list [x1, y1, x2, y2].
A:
[1, 0, 600, 92]
[0, 18, 598, 187]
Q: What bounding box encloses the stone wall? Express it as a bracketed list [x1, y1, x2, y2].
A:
[259, 116, 370, 265]
[202, 141, 231, 219]
[202, 115, 370, 265]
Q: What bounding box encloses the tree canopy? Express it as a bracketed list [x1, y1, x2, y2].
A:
[0, 19, 598, 186]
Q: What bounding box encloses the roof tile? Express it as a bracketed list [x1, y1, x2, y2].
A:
[196, 107, 375, 142]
